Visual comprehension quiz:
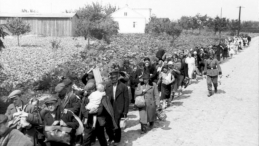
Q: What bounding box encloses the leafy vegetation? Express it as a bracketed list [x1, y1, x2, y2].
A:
[7, 18, 31, 46]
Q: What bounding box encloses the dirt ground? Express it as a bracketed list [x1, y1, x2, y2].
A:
[96, 37, 259, 146]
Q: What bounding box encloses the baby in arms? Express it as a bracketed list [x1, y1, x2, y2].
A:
[85, 83, 106, 128]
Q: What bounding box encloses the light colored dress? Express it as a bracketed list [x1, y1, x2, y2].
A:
[185, 57, 195, 78]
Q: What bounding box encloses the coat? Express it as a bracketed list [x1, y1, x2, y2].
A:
[105, 81, 129, 123]
[5, 102, 41, 143]
[0, 128, 33, 146]
[58, 91, 81, 116]
[80, 95, 118, 130]
[135, 83, 159, 124]
[204, 58, 222, 77]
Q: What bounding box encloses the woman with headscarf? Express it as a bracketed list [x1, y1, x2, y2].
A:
[135, 74, 159, 134]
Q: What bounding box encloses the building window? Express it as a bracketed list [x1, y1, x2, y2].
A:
[133, 22, 136, 28]
[124, 12, 127, 16]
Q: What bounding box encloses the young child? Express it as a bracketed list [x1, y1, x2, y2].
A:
[85, 84, 106, 128]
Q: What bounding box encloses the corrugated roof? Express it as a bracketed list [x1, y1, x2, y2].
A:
[0, 13, 76, 18]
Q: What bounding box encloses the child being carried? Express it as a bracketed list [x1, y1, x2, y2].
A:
[85, 84, 106, 128]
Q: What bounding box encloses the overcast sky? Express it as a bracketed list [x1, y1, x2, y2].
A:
[0, 0, 258, 21]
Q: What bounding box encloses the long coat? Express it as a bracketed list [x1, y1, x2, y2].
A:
[105, 81, 129, 123]
[0, 128, 33, 146]
[58, 91, 81, 116]
[5, 102, 41, 144]
[135, 83, 159, 124]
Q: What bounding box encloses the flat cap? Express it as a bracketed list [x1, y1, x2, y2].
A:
[55, 83, 66, 93]
[8, 90, 22, 99]
[0, 114, 8, 124]
[45, 97, 58, 104]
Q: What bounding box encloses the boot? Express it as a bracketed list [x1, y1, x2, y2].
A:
[149, 122, 154, 129]
[214, 87, 218, 93]
[207, 92, 213, 97]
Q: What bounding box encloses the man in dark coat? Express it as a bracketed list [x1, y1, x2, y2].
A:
[55, 79, 81, 115]
[203, 51, 222, 97]
[105, 71, 129, 146]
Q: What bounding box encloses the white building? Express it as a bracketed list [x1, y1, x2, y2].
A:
[111, 6, 151, 33]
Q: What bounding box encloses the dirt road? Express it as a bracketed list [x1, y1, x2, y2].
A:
[111, 36, 258, 146]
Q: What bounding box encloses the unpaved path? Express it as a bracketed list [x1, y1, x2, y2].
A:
[109, 37, 259, 146]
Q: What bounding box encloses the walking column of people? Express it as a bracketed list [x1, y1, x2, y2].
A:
[0, 35, 251, 146]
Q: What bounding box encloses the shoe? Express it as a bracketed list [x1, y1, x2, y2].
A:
[113, 142, 119, 146]
[207, 93, 213, 97]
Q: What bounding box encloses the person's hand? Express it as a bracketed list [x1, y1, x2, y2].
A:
[83, 118, 88, 125]
[13, 112, 22, 118]
[142, 89, 146, 94]
[63, 109, 68, 114]
[52, 120, 60, 126]
[20, 112, 29, 118]
[60, 120, 67, 126]
[219, 75, 222, 78]
[203, 75, 207, 79]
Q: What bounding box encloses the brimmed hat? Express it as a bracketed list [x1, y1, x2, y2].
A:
[0, 114, 8, 124]
[84, 80, 96, 91]
[55, 78, 73, 93]
[8, 90, 22, 99]
[45, 97, 58, 104]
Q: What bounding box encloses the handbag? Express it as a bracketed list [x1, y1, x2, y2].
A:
[135, 95, 145, 108]
[120, 117, 128, 129]
[44, 126, 72, 145]
[156, 110, 167, 121]
[135, 86, 152, 108]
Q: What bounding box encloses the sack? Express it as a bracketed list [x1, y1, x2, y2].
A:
[68, 110, 84, 136]
[44, 126, 72, 145]
[157, 110, 167, 121]
[135, 96, 145, 108]
[120, 118, 128, 129]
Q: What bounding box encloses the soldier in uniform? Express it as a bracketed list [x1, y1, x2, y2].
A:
[203, 50, 222, 97]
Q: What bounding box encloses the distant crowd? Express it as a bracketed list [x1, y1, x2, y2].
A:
[0, 34, 251, 146]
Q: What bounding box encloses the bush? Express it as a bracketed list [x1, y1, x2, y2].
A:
[50, 39, 61, 50]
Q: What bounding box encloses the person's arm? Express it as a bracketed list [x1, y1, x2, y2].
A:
[81, 97, 89, 119]
[123, 85, 129, 116]
[135, 84, 143, 96]
[66, 94, 81, 115]
[153, 84, 160, 107]
[25, 105, 42, 125]
[66, 111, 79, 129]
[216, 60, 222, 75]
[204, 60, 208, 75]
[5, 105, 13, 121]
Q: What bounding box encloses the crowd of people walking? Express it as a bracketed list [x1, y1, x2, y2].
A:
[0, 35, 251, 146]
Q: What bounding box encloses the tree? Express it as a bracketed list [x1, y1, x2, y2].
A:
[75, 2, 119, 48]
[195, 14, 209, 34]
[7, 18, 31, 46]
[145, 17, 182, 46]
[165, 22, 183, 46]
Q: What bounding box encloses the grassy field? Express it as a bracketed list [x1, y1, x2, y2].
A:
[0, 31, 258, 100]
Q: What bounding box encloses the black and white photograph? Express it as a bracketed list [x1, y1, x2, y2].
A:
[0, 0, 258, 146]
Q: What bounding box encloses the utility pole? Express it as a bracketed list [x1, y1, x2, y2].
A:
[237, 6, 244, 36]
